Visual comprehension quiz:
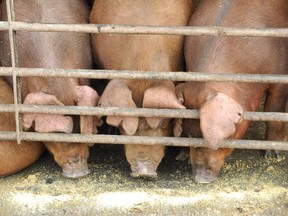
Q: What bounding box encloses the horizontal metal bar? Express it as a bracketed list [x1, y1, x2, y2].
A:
[0, 21, 8, 30]
[0, 104, 287, 122]
[0, 104, 15, 112]
[0, 21, 288, 38]
[0, 131, 16, 140]
[18, 105, 200, 119]
[0, 132, 287, 151]
[1, 67, 288, 84]
[243, 112, 288, 122]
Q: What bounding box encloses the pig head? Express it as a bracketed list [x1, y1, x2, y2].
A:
[99, 79, 184, 178]
[22, 86, 99, 178]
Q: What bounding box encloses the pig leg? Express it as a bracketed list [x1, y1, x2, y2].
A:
[263, 85, 288, 159]
[23, 92, 73, 133]
[125, 144, 164, 178]
[174, 119, 190, 162]
[174, 119, 191, 162]
[75, 85, 100, 135]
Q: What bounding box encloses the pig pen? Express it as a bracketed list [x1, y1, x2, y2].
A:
[0, 0, 288, 215]
[0, 117, 287, 216]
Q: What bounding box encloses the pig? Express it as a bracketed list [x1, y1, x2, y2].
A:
[90, 0, 193, 178]
[0, 77, 44, 177]
[0, 0, 99, 178]
[176, 0, 288, 183]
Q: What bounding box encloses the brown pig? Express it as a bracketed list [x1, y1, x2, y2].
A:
[176, 0, 288, 183]
[90, 0, 193, 178]
[0, 77, 44, 177]
[0, 0, 99, 178]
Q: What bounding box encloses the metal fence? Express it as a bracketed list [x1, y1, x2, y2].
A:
[0, 0, 287, 150]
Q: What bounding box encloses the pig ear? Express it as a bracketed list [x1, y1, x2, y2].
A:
[23, 92, 73, 133]
[175, 83, 186, 105]
[200, 92, 243, 150]
[98, 79, 139, 135]
[143, 81, 185, 129]
[75, 86, 100, 134]
[173, 118, 183, 137]
[172, 83, 186, 136]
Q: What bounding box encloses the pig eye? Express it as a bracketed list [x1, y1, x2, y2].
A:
[179, 98, 184, 104]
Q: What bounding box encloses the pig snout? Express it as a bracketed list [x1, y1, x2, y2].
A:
[131, 159, 157, 178]
[126, 145, 164, 179]
[193, 166, 218, 184]
[44, 142, 90, 178]
[130, 156, 157, 179]
[62, 156, 90, 178]
[190, 148, 231, 183]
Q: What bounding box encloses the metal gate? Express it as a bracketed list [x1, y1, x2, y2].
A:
[0, 0, 287, 151]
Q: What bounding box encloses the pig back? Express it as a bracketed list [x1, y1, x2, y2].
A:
[184, 0, 288, 110]
[185, 0, 288, 75]
[90, 0, 193, 72]
[0, 0, 92, 105]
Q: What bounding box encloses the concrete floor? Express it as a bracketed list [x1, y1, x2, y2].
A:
[0, 120, 287, 216]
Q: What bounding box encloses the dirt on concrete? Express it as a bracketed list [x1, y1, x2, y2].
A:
[0, 119, 287, 216]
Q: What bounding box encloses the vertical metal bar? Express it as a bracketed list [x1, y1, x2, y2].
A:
[6, 0, 21, 144]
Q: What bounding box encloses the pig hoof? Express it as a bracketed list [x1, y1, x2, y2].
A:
[264, 150, 284, 161]
[175, 148, 190, 162]
[62, 157, 90, 178]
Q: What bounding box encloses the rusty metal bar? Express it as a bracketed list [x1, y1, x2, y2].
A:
[0, 132, 287, 151]
[0, 67, 288, 84]
[6, 0, 22, 144]
[0, 131, 15, 140]
[0, 104, 287, 122]
[0, 21, 288, 38]
[0, 21, 9, 30]
[0, 12, 287, 152]
[0, 104, 14, 112]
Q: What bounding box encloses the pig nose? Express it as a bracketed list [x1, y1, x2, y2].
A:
[68, 156, 81, 164]
[194, 167, 217, 184]
[130, 160, 157, 179]
[62, 156, 90, 178]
